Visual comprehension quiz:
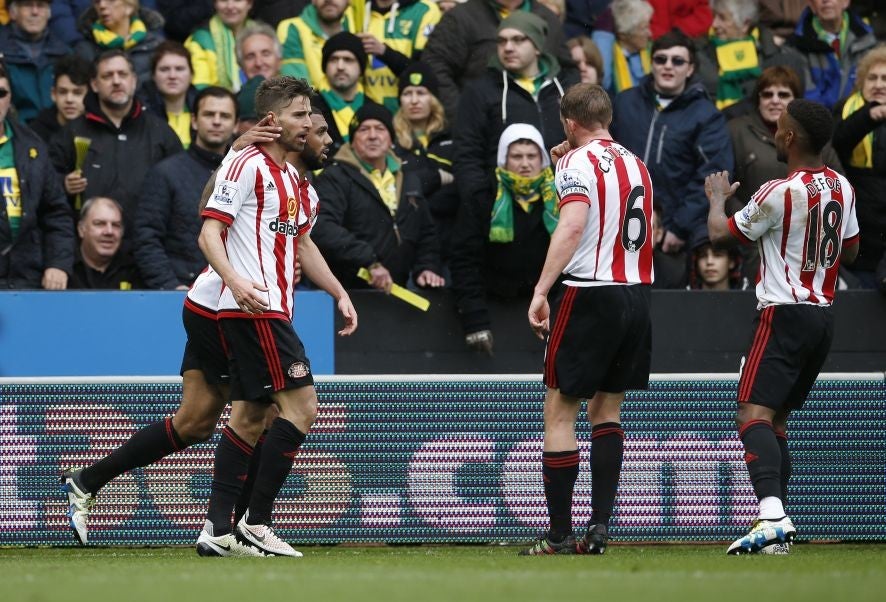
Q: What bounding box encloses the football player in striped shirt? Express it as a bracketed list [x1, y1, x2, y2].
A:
[706, 99, 859, 555]
[199, 76, 357, 557]
[525, 83, 654, 555]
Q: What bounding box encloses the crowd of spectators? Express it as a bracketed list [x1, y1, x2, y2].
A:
[0, 0, 884, 352]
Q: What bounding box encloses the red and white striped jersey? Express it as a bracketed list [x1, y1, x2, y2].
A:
[202, 145, 320, 321]
[184, 266, 224, 318]
[729, 166, 859, 307]
[554, 139, 654, 285]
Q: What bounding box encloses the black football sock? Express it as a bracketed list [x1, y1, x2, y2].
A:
[234, 429, 267, 525]
[79, 417, 186, 493]
[775, 431, 791, 506]
[245, 418, 305, 525]
[590, 422, 624, 527]
[542, 450, 580, 541]
[738, 419, 782, 501]
[206, 426, 254, 535]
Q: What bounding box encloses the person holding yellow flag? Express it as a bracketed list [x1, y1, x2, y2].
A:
[832, 45, 886, 288]
[695, 0, 805, 116]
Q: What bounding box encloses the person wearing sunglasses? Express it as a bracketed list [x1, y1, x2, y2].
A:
[611, 29, 733, 287]
[729, 65, 843, 282]
[694, 0, 806, 117]
[0, 64, 75, 290]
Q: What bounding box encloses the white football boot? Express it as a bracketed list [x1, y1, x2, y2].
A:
[727, 516, 797, 555]
[60, 469, 95, 545]
[196, 521, 267, 557]
[235, 511, 303, 557]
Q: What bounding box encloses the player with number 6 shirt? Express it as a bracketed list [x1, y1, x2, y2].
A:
[705, 98, 859, 555]
[524, 83, 654, 556]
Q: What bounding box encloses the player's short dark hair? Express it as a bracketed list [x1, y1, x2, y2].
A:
[194, 86, 239, 119]
[560, 83, 612, 129]
[54, 54, 91, 87]
[254, 76, 313, 117]
[150, 40, 193, 75]
[651, 29, 696, 65]
[92, 49, 135, 78]
[785, 99, 834, 154]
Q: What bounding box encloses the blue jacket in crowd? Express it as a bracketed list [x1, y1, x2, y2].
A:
[788, 7, 877, 110]
[0, 25, 70, 123]
[612, 75, 734, 243]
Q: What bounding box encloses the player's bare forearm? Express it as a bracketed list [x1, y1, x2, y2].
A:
[298, 234, 348, 301]
[197, 219, 237, 281]
[707, 203, 736, 248]
[533, 202, 588, 297]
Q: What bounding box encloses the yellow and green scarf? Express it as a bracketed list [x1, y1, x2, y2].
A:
[711, 31, 761, 110]
[320, 89, 366, 142]
[489, 167, 558, 243]
[842, 91, 873, 168]
[210, 15, 252, 92]
[612, 42, 650, 94]
[91, 16, 147, 49]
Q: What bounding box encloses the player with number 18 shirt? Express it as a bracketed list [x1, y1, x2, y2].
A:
[706, 99, 859, 556]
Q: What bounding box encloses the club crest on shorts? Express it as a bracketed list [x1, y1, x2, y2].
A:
[288, 362, 310, 379]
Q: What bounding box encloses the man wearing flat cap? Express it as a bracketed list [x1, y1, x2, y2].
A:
[311, 103, 445, 292]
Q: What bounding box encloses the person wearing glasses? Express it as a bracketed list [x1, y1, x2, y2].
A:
[450, 11, 577, 352]
[729, 66, 843, 282]
[611, 29, 733, 287]
[421, 0, 572, 122]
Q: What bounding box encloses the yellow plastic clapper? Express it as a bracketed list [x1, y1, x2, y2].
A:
[357, 268, 431, 311]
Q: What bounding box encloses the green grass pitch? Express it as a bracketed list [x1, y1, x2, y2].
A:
[2, 544, 885, 602]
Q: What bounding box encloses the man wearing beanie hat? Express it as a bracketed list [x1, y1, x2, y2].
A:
[311, 102, 445, 293]
[423, 0, 573, 121]
[449, 4, 578, 351]
[313, 31, 389, 157]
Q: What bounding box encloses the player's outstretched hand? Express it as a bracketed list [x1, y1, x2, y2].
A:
[337, 294, 358, 336]
[233, 114, 282, 151]
[528, 293, 550, 340]
[550, 140, 572, 164]
[704, 171, 740, 203]
[229, 276, 269, 314]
